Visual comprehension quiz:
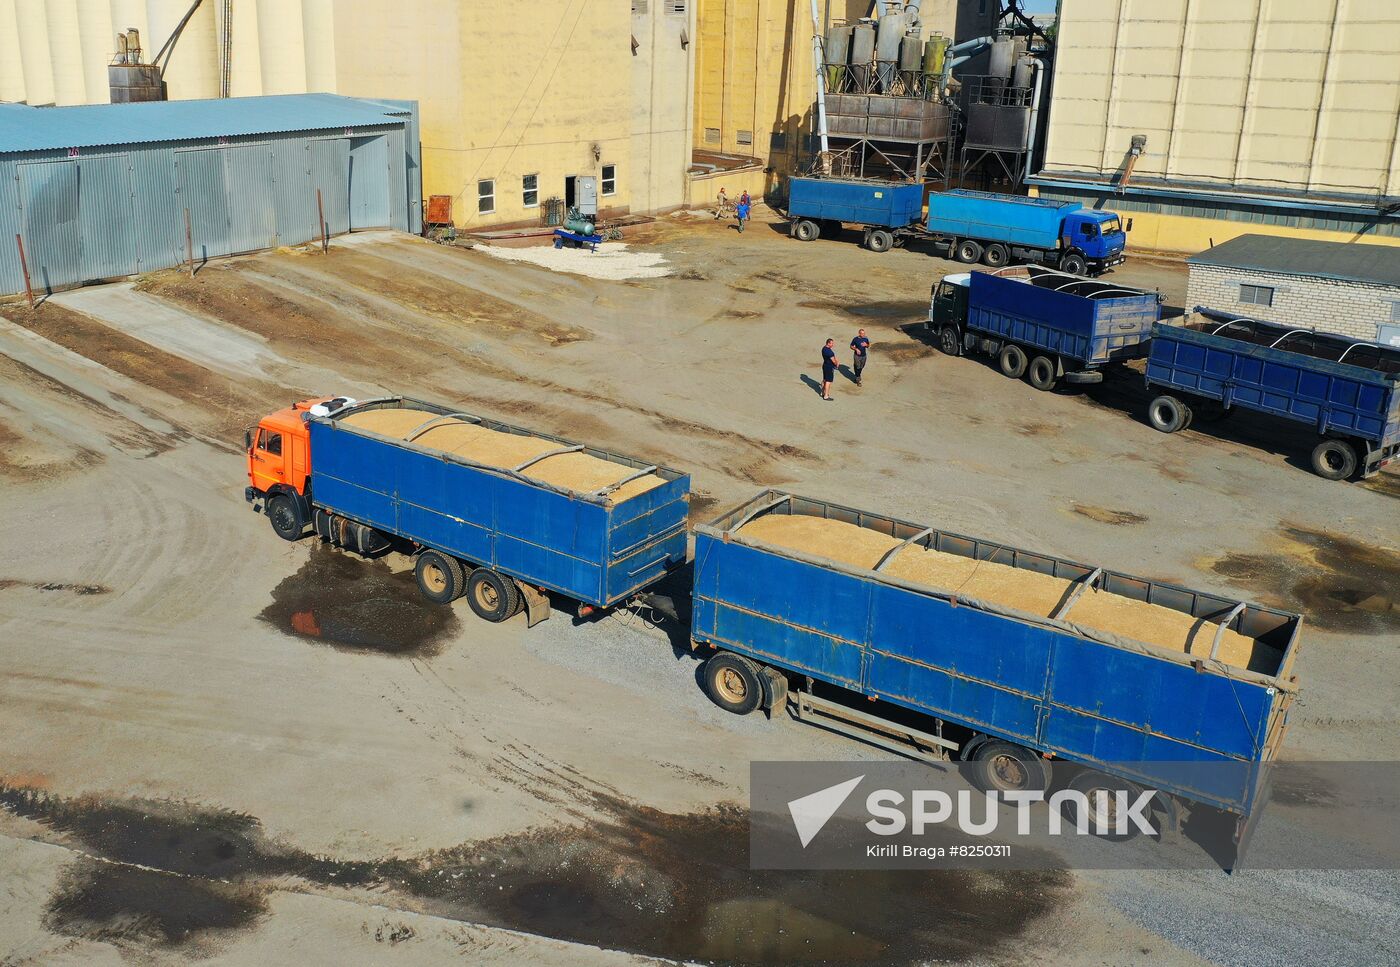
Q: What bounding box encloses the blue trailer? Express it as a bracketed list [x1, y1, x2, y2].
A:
[928, 266, 1162, 390]
[691, 491, 1301, 821]
[1144, 311, 1400, 481]
[786, 177, 1127, 275]
[245, 396, 691, 625]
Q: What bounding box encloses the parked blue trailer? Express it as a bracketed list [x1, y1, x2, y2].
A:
[245, 396, 690, 624]
[786, 177, 1127, 275]
[691, 491, 1301, 821]
[1145, 310, 1400, 480]
[928, 266, 1162, 390]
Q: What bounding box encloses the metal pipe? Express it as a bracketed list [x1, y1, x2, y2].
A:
[152, 0, 206, 75]
[940, 35, 994, 90]
[1021, 56, 1044, 185]
[809, 0, 830, 158]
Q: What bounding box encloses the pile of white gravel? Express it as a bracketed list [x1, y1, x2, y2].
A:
[474, 241, 671, 280]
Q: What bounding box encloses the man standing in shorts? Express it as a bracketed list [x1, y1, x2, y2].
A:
[850, 328, 870, 385]
[821, 338, 838, 401]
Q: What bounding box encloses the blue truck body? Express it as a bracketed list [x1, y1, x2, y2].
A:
[786, 177, 1126, 274]
[1146, 312, 1400, 477]
[692, 492, 1301, 815]
[308, 397, 691, 608]
[787, 176, 924, 229]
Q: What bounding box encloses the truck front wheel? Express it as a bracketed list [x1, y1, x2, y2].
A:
[970, 741, 1051, 795]
[415, 550, 465, 605]
[867, 229, 894, 253]
[937, 325, 961, 357]
[1311, 439, 1358, 481]
[792, 219, 820, 242]
[955, 239, 983, 264]
[267, 494, 305, 542]
[466, 568, 521, 622]
[998, 344, 1028, 379]
[703, 652, 764, 715]
[1059, 252, 1088, 275]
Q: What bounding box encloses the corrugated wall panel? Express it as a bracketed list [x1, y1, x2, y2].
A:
[0, 159, 21, 294]
[130, 147, 183, 271]
[308, 138, 350, 236]
[386, 128, 406, 231]
[348, 135, 390, 230]
[17, 160, 81, 294]
[223, 143, 278, 254]
[176, 147, 232, 260]
[77, 153, 138, 279]
[270, 137, 314, 245]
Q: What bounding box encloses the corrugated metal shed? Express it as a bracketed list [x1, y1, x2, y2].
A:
[1, 95, 421, 298]
[1188, 234, 1400, 289]
[0, 94, 414, 154]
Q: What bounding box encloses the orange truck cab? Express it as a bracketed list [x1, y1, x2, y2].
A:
[244, 397, 355, 539]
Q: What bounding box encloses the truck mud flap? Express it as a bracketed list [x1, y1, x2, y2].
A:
[519, 583, 551, 628]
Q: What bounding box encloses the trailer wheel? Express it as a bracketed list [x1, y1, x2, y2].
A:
[1059, 252, 1088, 275]
[1311, 439, 1358, 481]
[413, 550, 465, 604]
[865, 229, 894, 253]
[703, 653, 764, 716]
[1147, 395, 1188, 433]
[1063, 770, 1147, 841]
[267, 494, 305, 542]
[1027, 355, 1059, 391]
[937, 324, 962, 357]
[981, 242, 1010, 267]
[998, 344, 1028, 379]
[465, 568, 520, 622]
[970, 741, 1051, 794]
[955, 239, 983, 264]
[793, 219, 820, 242]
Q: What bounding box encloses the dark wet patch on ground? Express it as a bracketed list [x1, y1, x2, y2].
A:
[0, 580, 110, 595]
[1, 782, 1068, 965]
[797, 299, 928, 326]
[1359, 472, 1400, 500]
[259, 544, 459, 656]
[1206, 526, 1399, 634]
[1015, 421, 1062, 437]
[1071, 504, 1148, 526]
[1265, 766, 1339, 809]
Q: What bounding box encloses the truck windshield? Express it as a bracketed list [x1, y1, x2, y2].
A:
[1099, 216, 1122, 234]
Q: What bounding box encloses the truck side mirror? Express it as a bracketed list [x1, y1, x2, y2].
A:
[244, 428, 253, 451]
[1126, 218, 1134, 232]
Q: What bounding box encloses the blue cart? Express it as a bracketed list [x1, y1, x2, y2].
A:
[929, 266, 1161, 389]
[307, 397, 690, 624]
[691, 491, 1300, 819]
[1145, 310, 1400, 480]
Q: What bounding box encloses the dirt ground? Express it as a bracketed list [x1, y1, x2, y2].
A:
[1, 209, 1397, 966]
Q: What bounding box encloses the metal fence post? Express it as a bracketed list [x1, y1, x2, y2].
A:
[316, 188, 328, 253]
[184, 208, 194, 277]
[15, 234, 34, 309]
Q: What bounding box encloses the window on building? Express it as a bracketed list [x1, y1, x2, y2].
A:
[1390, 301, 1400, 322]
[667, 0, 687, 15]
[1240, 283, 1274, 307]
[601, 164, 616, 196]
[770, 131, 788, 150]
[737, 129, 753, 146]
[704, 127, 720, 144]
[632, 0, 648, 13]
[478, 179, 495, 214]
[522, 174, 538, 208]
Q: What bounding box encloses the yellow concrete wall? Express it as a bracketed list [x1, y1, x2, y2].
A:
[1112, 206, 1400, 256]
[1045, 0, 1400, 199]
[4, 0, 695, 226]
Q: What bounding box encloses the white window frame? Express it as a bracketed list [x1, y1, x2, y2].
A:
[522, 173, 539, 208]
[1239, 283, 1274, 307]
[477, 179, 495, 215]
[601, 164, 616, 196]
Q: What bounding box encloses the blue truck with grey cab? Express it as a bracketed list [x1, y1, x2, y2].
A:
[928, 266, 1162, 390]
[1145, 309, 1400, 480]
[786, 176, 1127, 275]
[691, 490, 1301, 831]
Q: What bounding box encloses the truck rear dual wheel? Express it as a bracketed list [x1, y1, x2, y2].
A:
[955, 239, 983, 264]
[1311, 439, 1358, 481]
[981, 242, 1010, 268]
[415, 550, 465, 605]
[1027, 355, 1059, 391]
[998, 344, 1028, 379]
[1061, 770, 1147, 841]
[970, 741, 1052, 795]
[704, 652, 764, 716]
[1147, 395, 1192, 434]
[466, 568, 522, 622]
[792, 219, 820, 242]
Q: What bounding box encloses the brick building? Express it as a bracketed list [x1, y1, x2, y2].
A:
[1185, 235, 1400, 345]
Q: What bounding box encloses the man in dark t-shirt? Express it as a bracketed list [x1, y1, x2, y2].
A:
[850, 328, 870, 385]
[821, 338, 837, 401]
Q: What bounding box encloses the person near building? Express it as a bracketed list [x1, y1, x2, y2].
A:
[850, 328, 870, 385]
[735, 196, 750, 233]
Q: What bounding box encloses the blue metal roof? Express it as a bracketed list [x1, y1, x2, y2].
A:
[0, 94, 408, 154]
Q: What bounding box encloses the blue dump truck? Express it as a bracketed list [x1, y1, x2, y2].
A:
[787, 176, 1127, 275]
[1146, 310, 1400, 481]
[691, 491, 1301, 826]
[245, 396, 690, 625]
[927, 266, 1162, 390]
